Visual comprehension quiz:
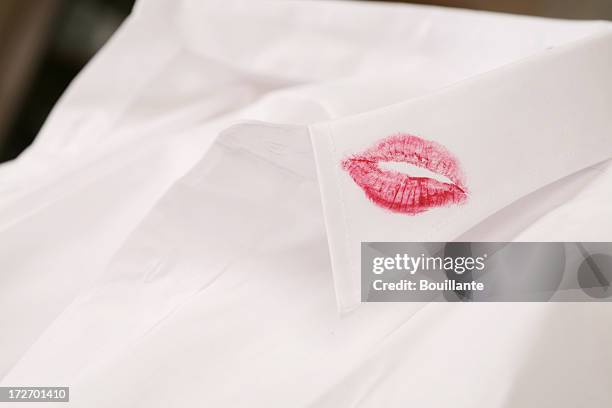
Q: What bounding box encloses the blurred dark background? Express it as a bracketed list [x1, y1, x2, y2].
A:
[0, 0, 135, 162]
[1, 0, 611, 163]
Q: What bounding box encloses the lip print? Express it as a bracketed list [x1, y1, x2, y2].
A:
[341, 133, 468, 215]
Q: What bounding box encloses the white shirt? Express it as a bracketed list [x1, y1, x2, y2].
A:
[1, 1, 611, 406]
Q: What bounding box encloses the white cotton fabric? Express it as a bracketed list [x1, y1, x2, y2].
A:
[0, 0, 611, 406]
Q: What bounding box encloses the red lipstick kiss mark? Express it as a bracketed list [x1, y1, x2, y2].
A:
[341, 133, 467, 215]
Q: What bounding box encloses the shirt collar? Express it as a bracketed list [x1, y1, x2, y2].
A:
[309, 29, 612, 312]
